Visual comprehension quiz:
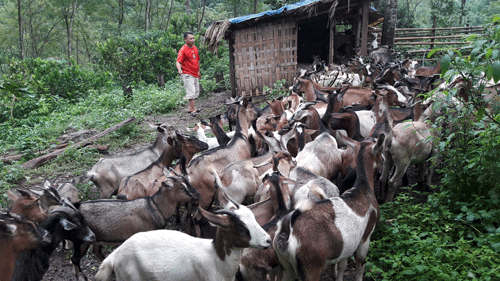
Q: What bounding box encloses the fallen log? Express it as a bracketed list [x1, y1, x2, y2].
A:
[21, 117, 136, 169]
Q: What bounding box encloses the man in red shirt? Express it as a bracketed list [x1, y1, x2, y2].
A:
[176, 31, 201, 116]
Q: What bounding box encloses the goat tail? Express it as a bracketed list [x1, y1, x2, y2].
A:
[94, 257, 114, 281]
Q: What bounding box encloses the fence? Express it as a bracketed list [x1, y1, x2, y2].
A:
[394, 25, 485, 56]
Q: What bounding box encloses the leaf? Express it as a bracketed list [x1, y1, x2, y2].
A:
[441, 55, 451, 76]
[427, 49, 438, 58]
[492, 62, 500, 83]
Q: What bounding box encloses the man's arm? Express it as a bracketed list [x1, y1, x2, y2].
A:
[176, 61, 183, 75]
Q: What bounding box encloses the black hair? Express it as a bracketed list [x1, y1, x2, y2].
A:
[183, 31, 194, 39]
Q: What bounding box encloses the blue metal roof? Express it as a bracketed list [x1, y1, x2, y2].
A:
[229, 0, 322, 24]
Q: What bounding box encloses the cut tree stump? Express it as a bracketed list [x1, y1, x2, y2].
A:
[21, 117, 136, 169]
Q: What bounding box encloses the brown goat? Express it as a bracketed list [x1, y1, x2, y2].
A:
[0, 212, 51, 281]
[184, 98, 258, 236]
[7, 189, 48, 223]
[116, 136, 182, 200]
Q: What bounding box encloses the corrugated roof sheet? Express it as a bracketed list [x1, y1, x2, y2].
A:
[229, 0, 322, 23]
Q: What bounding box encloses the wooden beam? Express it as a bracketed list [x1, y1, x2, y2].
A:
[395, 41, 470, 45]
[228, 33, 237, 98]
[359, 0, 369, 56]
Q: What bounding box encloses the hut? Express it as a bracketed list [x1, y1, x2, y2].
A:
[205, 0, 383, 97]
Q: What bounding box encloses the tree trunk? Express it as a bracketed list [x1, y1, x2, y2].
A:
[165, 0, 174, 32]
[185, 0, 190, 15]
[198, 0, 207, 31]
[18, 0, 24, 59]
[63, 0, 79, 64]
[381, 0, 398, 48]
[459, 0, 466, 26]
[145, 0, 150, 31]
[254, 0, 258, 14]
[118, 0, 125, 35]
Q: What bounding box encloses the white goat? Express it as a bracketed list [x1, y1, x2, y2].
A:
[94, 191, 271, 281]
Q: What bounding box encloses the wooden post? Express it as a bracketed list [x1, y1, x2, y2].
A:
[228, 32, 237, 98]
[329, 18, 335, 65]
[430, 17, 436, 49]
[359, 0, 369, 56]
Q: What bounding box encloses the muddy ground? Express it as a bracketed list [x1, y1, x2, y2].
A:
[36, 90, 435, 281]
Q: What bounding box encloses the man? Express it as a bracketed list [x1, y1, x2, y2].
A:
[176, 31, 201, 116]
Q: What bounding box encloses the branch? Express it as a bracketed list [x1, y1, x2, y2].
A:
[21, 117, 136, 169]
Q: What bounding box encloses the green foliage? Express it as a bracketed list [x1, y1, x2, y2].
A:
[425, 16, 500, 201]
[97, 31, 183, 86]
[1, 58, 113, 123]
[199, 42, 230, 93]
[262, 79, 289, 99]
[367, 190, 500, 280]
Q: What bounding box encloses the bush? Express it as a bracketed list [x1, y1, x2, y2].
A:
[367, 189, 500, 280]
[1, 58, 113, 122]
[96, 31, 183, 86]
[426, 15, 500, 201]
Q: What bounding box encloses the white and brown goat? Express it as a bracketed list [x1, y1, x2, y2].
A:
[273, 136, 385, 281]
[94, 190, 271, 281]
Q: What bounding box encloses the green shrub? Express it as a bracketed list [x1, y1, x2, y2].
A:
[96, 31, 183, 86]
[425, 15, 500, 201]
[367, 189, 500, 280]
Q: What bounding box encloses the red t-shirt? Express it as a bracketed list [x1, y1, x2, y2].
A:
[177, 45, 200, 78]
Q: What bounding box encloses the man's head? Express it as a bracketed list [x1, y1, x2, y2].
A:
[184, 31, 195, 47]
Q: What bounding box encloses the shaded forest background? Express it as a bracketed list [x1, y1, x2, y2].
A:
[1, 0, 499, 64]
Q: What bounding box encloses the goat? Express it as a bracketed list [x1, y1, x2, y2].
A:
[186, 121, 220, 149]
[238, 172, 292, 280]
[94, 190, 271, 281]
[294, 131, 343, 182]
[379, 121, 437, 202]
[117, 132, 208, 200]
[216, 150, 295, 204]
[369, 45, 393, 66]
[70, 174, 200, 279]
[0, 212, 51, 281]
[12, 206, 96, 281]
[414, 60, 442, 77]
[184, 98, 258, 236]
[208, 115, 232, 146]
[87, 123, 177, 198]
[292, 76, 329, 103]
[115, 136, 182, 200]
[7, 189, 48, 223]
[273, 136, 385, 281]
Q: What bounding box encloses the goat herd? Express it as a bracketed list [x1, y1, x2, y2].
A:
[2, 52, 498, 281]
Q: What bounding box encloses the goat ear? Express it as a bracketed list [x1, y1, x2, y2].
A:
[148, 123, 157, 130]
[17, 189, 33, 199]
[198, 207, 232, 228]
[166, 136, 175, 146]
[60, 218, 77, 231]
[217, 190, 238, 210]
[373, 133, 385, 153]
[29, 189, 44, 197]
[43, 180, 52, 189]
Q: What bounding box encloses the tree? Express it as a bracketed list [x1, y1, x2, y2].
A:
[381, 0, 398, 47]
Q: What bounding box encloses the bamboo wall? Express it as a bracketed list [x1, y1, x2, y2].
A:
[232, 20, 297, 96]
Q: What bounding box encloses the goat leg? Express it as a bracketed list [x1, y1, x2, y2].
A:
[92, 244, 106, 261]
[71, 242, 90, 278]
